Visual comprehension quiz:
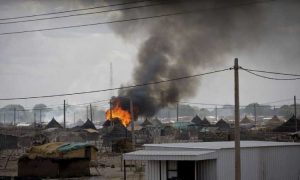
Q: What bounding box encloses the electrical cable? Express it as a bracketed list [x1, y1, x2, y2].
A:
[0, 0, 276, 36]
[0, 1, 181, 25]
[0, 0, 155, 21]
[240, 67, 300, 77]
[0, 68, 231, 101]
[242, 68, 300, 80]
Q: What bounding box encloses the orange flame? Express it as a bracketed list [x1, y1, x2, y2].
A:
[105, 101, 131, 127]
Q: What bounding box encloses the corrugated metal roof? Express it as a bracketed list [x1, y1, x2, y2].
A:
[144, 141, 300, 150]
[124, 150, 216, 161]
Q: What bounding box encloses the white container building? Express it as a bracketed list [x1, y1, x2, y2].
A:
[124, 141, 300, 180]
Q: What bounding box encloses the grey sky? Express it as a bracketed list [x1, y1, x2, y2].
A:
[0, 0, 299, 111]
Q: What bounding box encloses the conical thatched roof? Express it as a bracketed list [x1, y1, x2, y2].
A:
[81, 119, 96, 130]
[216, 119, 230, 130]
[240, 116, 254, 124]
[141, 118, 152, 127]
[202, 117, 211, 126]
[191, 115, 202, 124]
[103, 121, 131, 141]
[45, 117, 63, 129]
[266, 115, 284, 127]
[150, 118, 162, 127]
[273, 116, 300, 132]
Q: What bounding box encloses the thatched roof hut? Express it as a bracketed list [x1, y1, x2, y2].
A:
[45, 118, 63, 129]
[202, 117, 211, 126]
[191, 115, 202, 125]
[150, 118, 163, 127]
[81, 119, 96, 130]
[141, 118, 153, 127]
[240, 116, 254, 124]
[102, 123, 131, 144]
[216, 119, 230, 130]
[273, 116, 300, 132]
[265, 115, 284, 128]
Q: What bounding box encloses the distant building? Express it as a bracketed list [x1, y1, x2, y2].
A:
[124, 141, 300, 180]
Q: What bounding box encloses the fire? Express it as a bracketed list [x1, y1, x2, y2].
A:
[105, 101, 131, 127]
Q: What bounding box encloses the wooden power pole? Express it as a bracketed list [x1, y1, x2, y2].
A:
[294, 96, 297, 131]
[130, 98, 135, 149]
[13, 108, 16, 126]
[90, 104, 93, 122]
[176, 103, 179, 122]
[234, 58, 241, 180]
[63, 100, 66, 128]
[254, 104, 257, 126]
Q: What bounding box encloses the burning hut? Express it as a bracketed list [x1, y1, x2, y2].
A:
[45, 118, 63, 129]
[102, 119, 132, 147]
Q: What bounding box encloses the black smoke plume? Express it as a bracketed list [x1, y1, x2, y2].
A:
[110, 0, 265, 117]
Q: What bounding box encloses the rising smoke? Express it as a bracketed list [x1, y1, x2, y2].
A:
[109, 0, 266, 117]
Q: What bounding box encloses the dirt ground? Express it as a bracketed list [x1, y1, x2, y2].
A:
[0, 149, 144, 180]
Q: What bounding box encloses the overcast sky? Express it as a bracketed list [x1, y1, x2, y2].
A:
[0, 0, 299, 111]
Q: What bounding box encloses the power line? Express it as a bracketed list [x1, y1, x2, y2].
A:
[242, 68, 300, 80]
[260, 98, 294, 105]
[0, 0, 154, 21]
[0, 68, 231, 101]
[0, 0, 276, 36]
[241, 67, 300, 77]
[0, 1, 179, 25]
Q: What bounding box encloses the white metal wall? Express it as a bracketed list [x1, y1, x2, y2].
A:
[197, 160, 217, 180]
[146, 160, 167, 180]
[217, 146, 300, 180]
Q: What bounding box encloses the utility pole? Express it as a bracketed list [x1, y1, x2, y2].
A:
[176, 103, 179, 122]
[63, 100, 66, 129]
[130, 98, 135, 149]
[13, 108, 16, 126]
[86, 106, 89, 120]
[90, 104, 93, 122]
[34, 111, 36, 128]
[254, 104, 257, 126]
[39, 109, 42, 123]
[215, 105, 218, 122]
[234, 58, 241, 180]
[110, 99, 113, 127]
[294, 96, 297, 131]
[73, 112, 76, 126]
